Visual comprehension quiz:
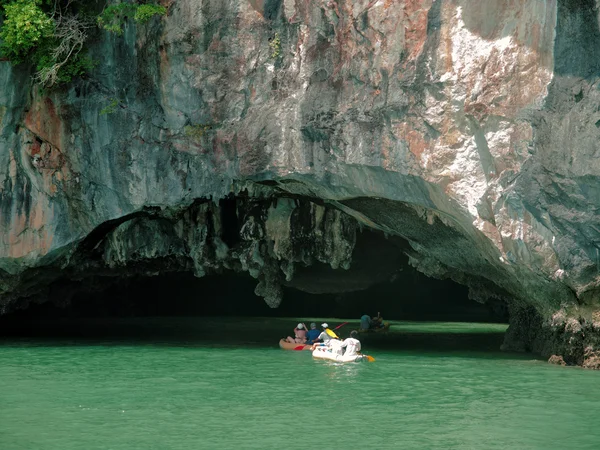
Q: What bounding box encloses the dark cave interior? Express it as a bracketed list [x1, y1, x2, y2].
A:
[0, 269, 508, 354]
[3, 263, 506, 322]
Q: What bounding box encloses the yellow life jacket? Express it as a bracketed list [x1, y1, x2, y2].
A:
[325, 328, 339, 339]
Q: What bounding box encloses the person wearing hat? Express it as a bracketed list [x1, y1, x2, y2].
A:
[340, 330, 361, 357]
[310, 323, 336, 349]
[305, 322, 320, 344]
[285, 323, 307, 344]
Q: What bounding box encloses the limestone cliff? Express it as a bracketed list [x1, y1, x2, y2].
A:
[1, 0, 600, 366]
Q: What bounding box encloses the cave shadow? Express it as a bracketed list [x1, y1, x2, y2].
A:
[0, 239, 511, 359]
[0, 316, 533, 362]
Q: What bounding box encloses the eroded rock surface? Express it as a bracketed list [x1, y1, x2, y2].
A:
[2, 0, 600, 365]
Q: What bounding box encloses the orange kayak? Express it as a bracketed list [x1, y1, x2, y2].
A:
[279, 339, 311, 351]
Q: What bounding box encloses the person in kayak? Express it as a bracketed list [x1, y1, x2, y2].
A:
[371, 312, 385, 329]
[360, 312, 384, 330]
[340, 330, 361, 357]
[310, 323, 337, 349]
[285, 323, 307, 344]
[360, 314, 372, 330]
[305, 322, 320, 344]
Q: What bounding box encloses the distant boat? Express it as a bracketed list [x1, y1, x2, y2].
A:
[358, 321, 391, 334]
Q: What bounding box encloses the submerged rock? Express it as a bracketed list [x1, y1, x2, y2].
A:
[1, 0, 600, 365]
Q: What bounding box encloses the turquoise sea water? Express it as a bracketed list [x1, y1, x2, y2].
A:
[0, 318, 599, 449]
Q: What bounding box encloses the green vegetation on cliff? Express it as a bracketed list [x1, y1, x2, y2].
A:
[97, 2, 166, 35]
[0, 0, 53, 60]
[0, 0, 167, 87]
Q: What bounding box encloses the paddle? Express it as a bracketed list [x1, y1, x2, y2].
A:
[325, 328, 339, 339]
[321, 320, 353, 339]
[324, 321, 349, 339]
[356, 352, 375, 362]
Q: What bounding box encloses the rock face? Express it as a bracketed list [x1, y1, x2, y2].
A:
[2, 0, 600, 365]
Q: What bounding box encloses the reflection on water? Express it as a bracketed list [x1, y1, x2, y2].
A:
[0, 318, 598, 449]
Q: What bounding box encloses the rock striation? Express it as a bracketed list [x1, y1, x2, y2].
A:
[2, 0, 600, 366]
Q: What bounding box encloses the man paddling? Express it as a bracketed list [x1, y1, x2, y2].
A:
[310, 323, 338, 349]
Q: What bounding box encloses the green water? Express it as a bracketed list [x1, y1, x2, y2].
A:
[1, 318, 599, 449]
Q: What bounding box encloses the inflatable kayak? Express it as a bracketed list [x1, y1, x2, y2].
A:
[279, 339, 311, 351]
[312, 346, 371, 362]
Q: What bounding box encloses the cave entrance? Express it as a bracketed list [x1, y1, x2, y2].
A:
[0, 229, 507, 352]
[0, 195, 509, 352]
[2, 227, 506, 323]
[0, 267, 507, 353]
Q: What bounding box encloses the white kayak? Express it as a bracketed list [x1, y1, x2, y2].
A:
[312, 346, 370, 363]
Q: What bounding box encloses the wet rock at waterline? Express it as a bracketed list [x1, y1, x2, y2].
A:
[1, 0, 600, 367]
